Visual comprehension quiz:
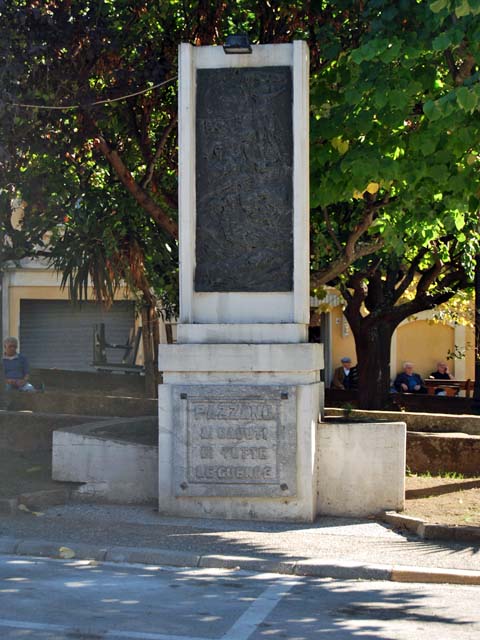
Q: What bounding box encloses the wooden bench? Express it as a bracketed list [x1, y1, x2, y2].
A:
[424, 379, 472, 398]
[93, 324, 144, 374]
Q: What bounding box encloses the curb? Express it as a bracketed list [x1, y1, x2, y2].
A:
[381, 511, 480, 543]
[1, 536, 480, 586]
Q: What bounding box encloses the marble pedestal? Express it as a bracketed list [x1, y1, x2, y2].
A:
[158, 343, 323, 522]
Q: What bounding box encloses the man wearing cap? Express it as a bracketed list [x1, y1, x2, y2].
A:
[332, 356, 359, 390]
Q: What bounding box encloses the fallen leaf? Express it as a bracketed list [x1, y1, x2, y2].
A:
[59, 546, 76, 559]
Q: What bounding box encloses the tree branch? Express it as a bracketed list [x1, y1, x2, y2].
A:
[142, 115, 177, 189]
[445, 45, 476, 86]
[416, 258, 443, 295]
[93, 134, 178, 239]
[311, 238, 384, 288]
[393, 246, 428, 302]
[342, 273, 367, 332]
[444, 49, 458, 82]
[322, 207, 343, 253]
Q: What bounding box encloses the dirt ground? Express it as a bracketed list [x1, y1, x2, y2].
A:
[404, 474, 480, 526]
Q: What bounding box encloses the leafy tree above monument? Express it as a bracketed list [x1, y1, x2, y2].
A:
[308, 0, 480, 407]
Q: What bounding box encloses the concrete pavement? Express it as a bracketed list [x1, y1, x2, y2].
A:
[1, 502, 479, 586]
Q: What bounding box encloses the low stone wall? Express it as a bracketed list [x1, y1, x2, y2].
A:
[4, 391, 157, 418]
[407, 431, 480, 476]
[52, 417, 158, 504]
[0, 410, 100, 452]
[325, 408, 480, 436]
[31, 368, 147, 397]
[317, 420, 406, 517]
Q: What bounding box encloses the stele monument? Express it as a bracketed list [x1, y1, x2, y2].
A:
[158, 40, 324, 522]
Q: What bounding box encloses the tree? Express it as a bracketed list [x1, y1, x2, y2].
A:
[0, 0, 314, 394]
[309, 0, 480, 407]
[1, 1, 479, 407]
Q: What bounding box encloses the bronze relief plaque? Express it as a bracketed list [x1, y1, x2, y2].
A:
[195, 67, 293, 292]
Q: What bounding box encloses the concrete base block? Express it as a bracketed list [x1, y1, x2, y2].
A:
[317, 420, 406, 517]
[158, 343, 323, 522]
[52, 417, 158, 504]
[159, 381, 321, 522]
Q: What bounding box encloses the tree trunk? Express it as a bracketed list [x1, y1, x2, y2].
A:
[353, 320, 395, 410]
[141, 305, 158, 399]
[474, 254, 480, 410]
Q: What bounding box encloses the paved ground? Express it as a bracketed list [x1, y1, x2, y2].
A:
[1, 502, 480, 585]
[1, 554, 480, 640]
[1, 442, 479, 586]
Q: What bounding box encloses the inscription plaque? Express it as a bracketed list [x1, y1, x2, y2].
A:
[173, 385, 297, 497]
[195, 67, 293, 292]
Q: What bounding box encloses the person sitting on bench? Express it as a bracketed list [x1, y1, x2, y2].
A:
[429, 361, 455, 396]
[332, 356, 359, 390]
[2, 337, 35, 392]
[394, 362, 427, 394]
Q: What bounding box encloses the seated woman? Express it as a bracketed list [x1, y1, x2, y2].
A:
[394, 362, 427, 394]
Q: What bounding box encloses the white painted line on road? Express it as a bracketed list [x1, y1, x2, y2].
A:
[222, 576, 300, 640]
[0, 619, 207, 640]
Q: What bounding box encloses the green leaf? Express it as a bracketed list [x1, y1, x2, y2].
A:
[432, 33, 452, 50]
[455, 0, 471, 16]
[351, 49, 364, 65]
[429, 164, 449, 181]
[430, 0, 449, 12]
[454, 211, 465, 230]
[382, 40, 402, 63]
[373, 89, 389, 109]
[456, 87, 478, 112]
[423, 100, 443, 121]
[419, 136, 437, 156]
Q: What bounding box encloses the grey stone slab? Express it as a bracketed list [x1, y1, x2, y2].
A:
[105, 546, 200, 567]
[15, 540, 64, 559]
[63, 543, 108, 561]
[173, 385, 297, 497]
[195, 66, 293, 292]
[199, 554, 295, 575]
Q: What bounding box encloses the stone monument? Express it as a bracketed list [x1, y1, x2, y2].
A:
[158, 40, 324, 522]
[50, 40, 405, 519]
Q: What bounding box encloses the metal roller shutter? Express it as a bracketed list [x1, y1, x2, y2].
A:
[19, 300, 136, 371]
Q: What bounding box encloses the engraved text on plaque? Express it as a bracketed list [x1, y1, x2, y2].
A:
[173, 385, 297, 497]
